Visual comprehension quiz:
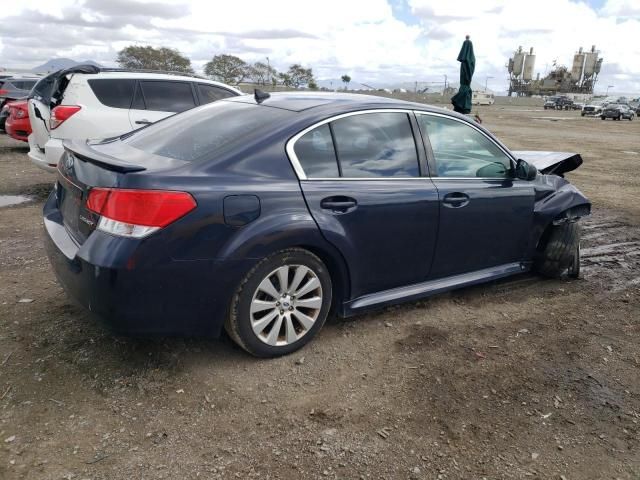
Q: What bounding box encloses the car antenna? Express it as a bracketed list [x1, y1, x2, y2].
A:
[254, 89, 270, 104]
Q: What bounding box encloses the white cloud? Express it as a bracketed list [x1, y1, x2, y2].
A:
[0, 0, 638, 94]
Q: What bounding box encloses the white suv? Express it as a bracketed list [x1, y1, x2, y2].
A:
[27, 66, 242, 171]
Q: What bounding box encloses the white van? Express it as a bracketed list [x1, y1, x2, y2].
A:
[27, 66, 241, 171]
[472, 91, 495, 106]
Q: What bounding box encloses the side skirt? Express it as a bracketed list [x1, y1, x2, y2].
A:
[342, 262, 530, 316]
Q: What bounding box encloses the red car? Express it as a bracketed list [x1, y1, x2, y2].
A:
[5, 99, 31, 142]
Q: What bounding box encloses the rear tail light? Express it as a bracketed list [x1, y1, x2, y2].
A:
[50, 105, 81, 129]
[86, 188, 196, 238]
[0, 89, 8, 96]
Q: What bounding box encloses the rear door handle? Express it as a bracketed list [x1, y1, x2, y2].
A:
[135, 119, 152, 125]
[320, 196, 357, 213]
[442, 192, 470, 208]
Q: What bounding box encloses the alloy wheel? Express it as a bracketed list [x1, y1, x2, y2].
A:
[249, 265, 323, 346]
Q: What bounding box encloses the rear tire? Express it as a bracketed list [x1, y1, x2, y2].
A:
[225, 248, 332, 357]
[535, 222, 581, 278]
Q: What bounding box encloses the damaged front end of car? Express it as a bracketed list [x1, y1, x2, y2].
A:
[513, 151, 591, 277]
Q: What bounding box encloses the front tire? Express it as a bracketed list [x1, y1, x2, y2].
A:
[535, 222, 581, 278]
[225, 248, 332, 357]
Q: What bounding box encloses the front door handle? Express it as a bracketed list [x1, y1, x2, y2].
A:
[442, 192, 470, 208]
[320, 196, 357, 213]
[135, 119, 152, 125]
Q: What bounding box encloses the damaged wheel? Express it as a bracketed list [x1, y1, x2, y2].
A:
[535, 222, 581, 278]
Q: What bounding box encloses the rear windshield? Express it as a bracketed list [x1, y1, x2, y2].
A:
[125, 101, 292, 162]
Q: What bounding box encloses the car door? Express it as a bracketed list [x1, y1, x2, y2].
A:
[128, 80, 197, 128]
[290, 110, 440, 299]
[415, 112, 535, 279]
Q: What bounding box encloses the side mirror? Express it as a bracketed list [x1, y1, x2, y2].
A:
[515, 159, 537, 181]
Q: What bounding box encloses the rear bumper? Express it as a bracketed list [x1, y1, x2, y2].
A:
[43, 192, 252, 337]
[28, 136, 64, 172]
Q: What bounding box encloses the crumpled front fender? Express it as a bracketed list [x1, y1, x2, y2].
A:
[529, 175, 591, 253]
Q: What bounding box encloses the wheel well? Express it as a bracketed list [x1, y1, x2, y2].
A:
[536, 204, 590, 252]
[295, 244, 350, 314]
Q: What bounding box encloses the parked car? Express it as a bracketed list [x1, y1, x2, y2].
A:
[43, 92, 590, 357]
[582, 101, 605, 117]
[28, 65, 242, 171]
[544, 96, 573, 110]
[0, 103, 9, 131]
[0, 76, 38, 109]
[5, 99, 32, 142]
[601, 103, 635, 120]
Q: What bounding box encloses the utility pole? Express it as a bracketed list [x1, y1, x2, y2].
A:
[444, 74, 447, 92]
[606, 85, 614, 96]
[266, 57, 271, 87]
[485, 76, 494, 92]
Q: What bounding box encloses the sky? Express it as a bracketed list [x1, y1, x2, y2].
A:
[1, 0, 639, 94]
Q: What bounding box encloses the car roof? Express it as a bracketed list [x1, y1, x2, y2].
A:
[3, 76, 39, 82]
[225, 91, 454, 116]
[75, 71, 240, 90]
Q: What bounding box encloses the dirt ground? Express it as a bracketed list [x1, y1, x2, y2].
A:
[0, 105, 639, 480]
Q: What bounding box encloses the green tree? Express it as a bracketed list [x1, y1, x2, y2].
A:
[116, 45, 194, 73]
[278, 72, 293, 87]
[204, 54, 249, 85]
[341, 74, 351, 90]
[249, 61, 277, 86]
[308, 79, 318, 90]
[286, 64, 315, 88]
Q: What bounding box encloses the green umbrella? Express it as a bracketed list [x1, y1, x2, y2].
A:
[451, 35, 475, 114]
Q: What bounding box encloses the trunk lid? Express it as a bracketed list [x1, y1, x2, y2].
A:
[511, 151, 582, 176]
[56, 139, 188, 244]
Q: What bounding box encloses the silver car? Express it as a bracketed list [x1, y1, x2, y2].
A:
[0, 77, 39, 108]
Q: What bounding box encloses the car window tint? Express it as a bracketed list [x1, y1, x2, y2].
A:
[330, 112, 419, 178]
[126, 101, 292, 163]
[88, 79, 136, 109]
[131, 83, 145, 110]
[197, 84, 236, 104]
[21, 80, 37, 90]
[418, 115, 511, 178]
[294, 124, 339, 178]
[140, 81, 195, 113]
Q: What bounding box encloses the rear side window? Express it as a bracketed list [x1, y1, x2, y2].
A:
[294, 124, 340, 178]
[126, 101, 292, 162]
[139, 81, 196, 113]
[88, 79, 136, 109]
[20, 80, 37, 90]
[196, 84, 236, 104]
[331, 112, 419, 178]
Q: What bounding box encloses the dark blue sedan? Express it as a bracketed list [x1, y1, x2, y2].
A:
[43, 92, 590, 357]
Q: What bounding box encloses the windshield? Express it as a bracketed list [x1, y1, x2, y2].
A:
[125, 100, 293, 162]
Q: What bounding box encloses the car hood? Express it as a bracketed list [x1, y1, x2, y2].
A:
[512, 151, 582, 176]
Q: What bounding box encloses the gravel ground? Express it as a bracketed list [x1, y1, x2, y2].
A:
[0, 105, 639, 479]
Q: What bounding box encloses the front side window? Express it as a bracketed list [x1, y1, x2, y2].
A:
[139, 81, 196, 113]
[330, 112, 419, 178]
[417, 114, 512, 178]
